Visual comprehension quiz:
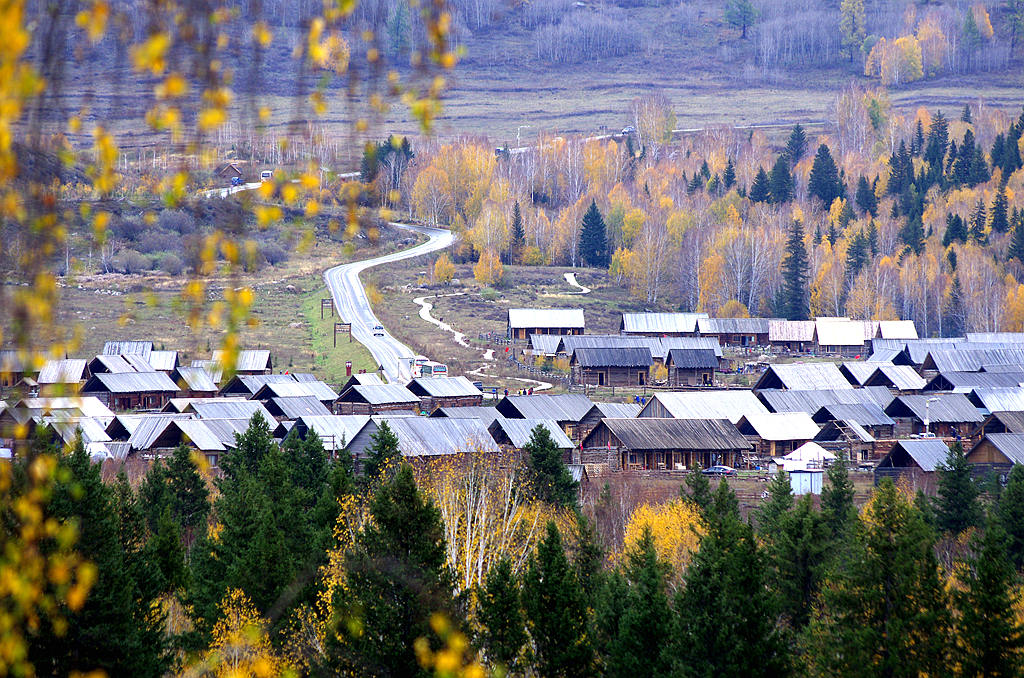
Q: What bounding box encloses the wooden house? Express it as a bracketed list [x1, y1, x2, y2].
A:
[264, 396, 332, 420]
[345, 417, 500, 473]
[969, 411, 1024, 440]
[696, 317, 775, 347]
[212, 349, 273, 375]
[495, 393, 594, 440]
[884, 394, 983, 438]
[506, 308, 584, 340]
[250, 380, 338, 408]
[638, 390, 769, 424]
[569, 347, 652, 387]
[581, 417, 751, 471]
[80, 372, 180, 411]
[487, 418, 574, 459]
[577, 402, 641, 443]
[811, 402, 896, 440]
[619, 312, 706, 337]
[813, 318, 870, 356]
[753, 363, 854, 391]
[36, 359, 88, 394]
[406, 376, 483, 411]
[735, 412, 820, 458]
[967, 433, 1024, 479]
[862, 364, 927, 392]
[665, 348, 717, 387]
[338, 372, 384, 394]
[172, 366, 218, 398]
[768, 320, 816, 353]
[874, 439, 950, 493]
[219, 373, 294, 397]
[335, 384, 421, 415]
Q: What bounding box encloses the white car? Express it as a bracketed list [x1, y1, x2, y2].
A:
[372, 325, 385, 337]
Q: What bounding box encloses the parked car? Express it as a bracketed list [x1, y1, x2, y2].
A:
[701, 465, 737, 477]
[372, 325, 385, 337]
[620, 125, 636, 135]
[230, 176, 243, 186]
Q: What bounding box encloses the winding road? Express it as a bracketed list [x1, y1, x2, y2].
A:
[323, 222, 454, 383]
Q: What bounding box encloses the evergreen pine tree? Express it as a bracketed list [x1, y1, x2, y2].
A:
[970, 142, 991, 186]
[786, 124, 807, 163]
[326, 464, 459, 676]
[902, 214, 925, 254]
[754, 470, 793, 537]
[363, 420, 402, 481]
[855, 175, 877, 216]
[674, 480, 788, 677]
[768, 154, 793, 204]
[934, 441, 982, 535]
[1009, 215, 1024, 265]
[821, 457, 856, 541]
[766, 494, 830, 631]
[991, 185, 1009, 233]
[724, 0, 759, 38]
[912, 119, 925, 156]
[573, 514, 606, 606]
[781, 219, 810, 320]
[605, 527, 674, 678]
[510, 201, 525, 263]
[723, 157, 736, 189]
[962, 103, 973, 124]
[924, 110, 949, 170]
[476, 558, 526, 673]
[969, 198, 989, 244]
[945, 273, 967, 337]
[953, 516, 1024, 677]
[30, 435, 169, 676]
[846, 229, 870, 280]
[808, 143, 842, 206]
[525, 424, 578, 508]
[222, 411, 275, 480]
[749, 167, 771, 203]
[138, 443, 210, 550]
[997, 464, 1024, 569]
[868, 219, 879, 256]
[943, 213, 968, 247]
[680, 464, 713, 512]
[578, 200, 609, 268]
[522, 522, 595, 678]
[802, 479, 950, 677]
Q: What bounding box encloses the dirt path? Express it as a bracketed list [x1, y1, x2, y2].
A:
[467, 362, 553, 392]
[412, 292, 470, 347]
[563, 272, 590, 294]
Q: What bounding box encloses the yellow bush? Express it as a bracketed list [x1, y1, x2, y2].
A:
[521, 245, 545, 266]
[434, 252, 455, 283]
[473, 248, 503, 285]
[622, 499, 704, 583]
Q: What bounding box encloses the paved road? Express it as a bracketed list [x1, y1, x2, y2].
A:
[324, 223, 454, 383]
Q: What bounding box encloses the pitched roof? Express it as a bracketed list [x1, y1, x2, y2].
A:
[885, 394, 983, 423]
[530, 334, 563, 356]
[488, 418, 574, 449]
[339, 384, 420, 405]
[507, 308, 584, 329]
[966, 332, 1024, 344]
[429, 406, 505, 426]
[967, 388, 1024, 413]
[406, 376, 481, 398]
[620, 312, 706, 334]
[212, 349, 272, 372]
[863, 364, 927, 391]
[697, 317, 775, 334]
[925, 371, 1024, 392]
[877, 320, 919, 339]
[769, 320, 816, 342]
[188, 399, 275, 423]
[972, 433, 1024, 464]
[754, 363, 854, 391]
[497, 394, 595, 422]
[666, 348, 719, 370]
[880, 439, 951, 472]
[370, 417, 500, 456]
[189, 360, 224, 384]
[147, 350, 178, 371]
[89, 355, 138, 374]
[174, 366, 218, 393]
[81, 371, 179, 394]
[981, 411, 1024, 434]
[585, 417, 751, 451]
[13, 396, 115, 422]
[638, 391, 768, 423]
[558, 334, 654, 353]
[163, 396, 248, 413]
[813, 419, 876, 443]
[219, 373, 295, 396]
[759, 387, 894, 414]
[251, 380, 338, 402]
[923, 348, 1024, 373]
[37, 359, 88, 384]
[656, 337, 723, 359]
[571, 347, 653, 368]
[840, 361, 882, 386]
[101, 340, 153, 359]
[268, 396, 332, 419]
[593, 402, 641, 418]
[292, 415, 371, 451]
[814, 318, 868, 347]
[812, 402, 895, 427]
[736, 412, 820, 441]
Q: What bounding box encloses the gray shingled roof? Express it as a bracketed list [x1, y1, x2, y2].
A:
[886, 394, 983, 423]
[759, 387, 894, 414]
[429, 406, 505, 426]
[174, 366, 218, 393]
[593, 402, 641, 418]
[252, 380, 338, 402]
[571, 347, 653, 368]
[754, 363, 854, 391]
[339, 384, 420, 405]
[406, 376, 481, 398]
[102, 341, 153, 359]
[638, 391, 769, 423]
[864, 365, 927, 391]
[620, 312, 706, 334]
[370, 417, 500, 456]
[880, 439, 951, 472]
[37, 359, 88, 384]
[147, 350, 178, 371]
[488, 418, 574, 449]
[212, 349, 272, 372]
[925, 371, 1024, 392]
[586, 417, 751, 451]
[666, 348, 719, 369]
[840, 362, 882, 386]
[697, 317, 775, 334]
[497, 394, 595, 422]
[269, 396, 332, 419]
[292, 415, 371, 451]
[82, 371, 179, 394]
[974, 433, 1024, 464]
[968, 388, 1024, 413]
[812, 402, 895, 427]
[188, 399, 275, 423]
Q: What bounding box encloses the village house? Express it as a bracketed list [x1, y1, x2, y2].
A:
[883, 394, 983, 438]
[36, 359, 88, 393]
[581, 417, 751, 471]
[212, 349, 273, 375]
[967, 433, 1024, 478]
[758, 386, 894, 415]
[874, 439, 951, 493]
[969, 411, 1024, 440]
[335, 384, 422, 415]
[250, 380, 339, 408]
[696, 317, 775, 347]
[405, 376, 483, 411]
[429, 406, 505, 426]
[172, 366, 218, 398]
[638, 390, 769, 424]
[286, 414, 370, 455]
[264, 396, 332, 420]
[218, 373, 296, 397]
[735, 412, 820, 459]
[487, 418, 574, 459]
[80, 372, 180, 411]
[619, 312, 706, 337]
[861, 364, 927, 392]
[664, 348, 718, 387]
[811, 402, 896, 440]
[569, 347, 652, 387]
[577, 402, 641, 443]
[923, 371, 1024, 393]
[753, 363, 854, 392]
[345, 417, 499, 472]
[495, 393, 595, 440]
[507, 308, 584, 340]
[768, 320, 816, 353]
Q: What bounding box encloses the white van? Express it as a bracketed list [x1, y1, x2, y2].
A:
[260, 170, 273, 181]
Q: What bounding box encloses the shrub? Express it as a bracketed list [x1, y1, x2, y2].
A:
[434, 253, 455, 283]
[261, 242, 288, 266]
[161, 253, 184, 276]
[480, 287, 500, 301]
[157, 209, 197, 235]
[521, 246, 546, 266]
[114, 249, 150, 274]
[138, 229, 180, 254]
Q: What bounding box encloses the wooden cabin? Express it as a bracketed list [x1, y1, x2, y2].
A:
[406, 376, 483, 411]
[884, 394, 983, 438]
[570, 347, 652, 387]
[335, 384, 422, 415]
[507, 308, 584, 340]
[665, 348, 717, 387]
[580, 417, 751, 471]
[696, 317, 774, 347]
[874, 439, 950, 493]
[80, 372, 180, 411]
